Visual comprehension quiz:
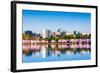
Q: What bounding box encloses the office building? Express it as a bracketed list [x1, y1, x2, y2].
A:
[43, 29, 51, 38]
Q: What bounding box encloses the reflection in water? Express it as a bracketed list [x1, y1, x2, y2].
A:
[23, 44, 91, 62]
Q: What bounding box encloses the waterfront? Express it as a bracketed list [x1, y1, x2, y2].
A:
[22, 40, 91, 62]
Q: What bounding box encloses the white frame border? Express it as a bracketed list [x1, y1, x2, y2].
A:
[16, 3, 96, 70]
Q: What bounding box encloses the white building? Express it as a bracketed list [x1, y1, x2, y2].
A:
[66, 32, 73, 35]
[43, 29, 51, 38]
[82, 32, 90, 35]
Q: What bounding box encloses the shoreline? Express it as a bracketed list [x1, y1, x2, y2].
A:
[23, 39, 91, 45]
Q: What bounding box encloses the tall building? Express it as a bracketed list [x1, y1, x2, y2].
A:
[73, 31, 77, 35]
[43, 29, 51, 38]
[57, 28, 62, 32]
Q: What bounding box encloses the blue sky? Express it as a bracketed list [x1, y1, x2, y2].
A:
[22, 10, 91, 33]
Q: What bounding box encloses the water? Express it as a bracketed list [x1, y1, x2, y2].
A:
[22, 44, 91, 63]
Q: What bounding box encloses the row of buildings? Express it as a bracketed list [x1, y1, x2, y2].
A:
[24, 28, 90, 39]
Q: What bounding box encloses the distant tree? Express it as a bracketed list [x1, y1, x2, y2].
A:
[76, 33, 82, 39]
[66, 35, 74, 39]
[22, 34, 32, 40]
[88, 34, 91, 39]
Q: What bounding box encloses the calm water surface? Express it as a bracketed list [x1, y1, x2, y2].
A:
[22, 44, 91, 63]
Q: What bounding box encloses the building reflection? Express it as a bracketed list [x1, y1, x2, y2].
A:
[23, 44, 91, 58]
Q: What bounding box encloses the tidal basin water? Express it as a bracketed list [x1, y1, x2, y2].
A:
[22, 44, 91, 63]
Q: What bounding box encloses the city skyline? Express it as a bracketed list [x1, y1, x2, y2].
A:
[22, 10, 91, 33]
[23, 29, 90, 34]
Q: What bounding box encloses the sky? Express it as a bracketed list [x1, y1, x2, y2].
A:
[22, 10, 91, 34]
